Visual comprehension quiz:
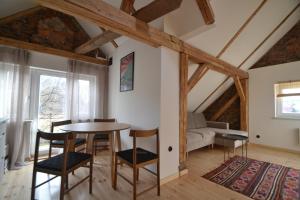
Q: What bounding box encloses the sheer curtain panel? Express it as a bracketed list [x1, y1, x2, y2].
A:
[67, 60, 108, 122]
[0, 46, 30, 169]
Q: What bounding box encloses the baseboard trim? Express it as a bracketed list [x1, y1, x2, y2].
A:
[160, 168, 189, 186]
[249, 143, 300, 154]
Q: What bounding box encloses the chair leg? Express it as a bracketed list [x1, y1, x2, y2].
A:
[48, 145, 52, 158]
[31, 169, 37, 200]
[60, 175, 65, 200]
[113, 153, 117, 190]
[133, 167, 137, 200]
[93, 140, 96, 156]
[89, 159, 93, 194]
[65, 174, 68, 189]
[157, 161, 160, 196]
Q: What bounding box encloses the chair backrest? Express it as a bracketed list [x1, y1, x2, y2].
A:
[129, 129, 159, 164]
[129, 129, 158, 138]
[94, 118, 116, 123]
[51, 120, 72, 133]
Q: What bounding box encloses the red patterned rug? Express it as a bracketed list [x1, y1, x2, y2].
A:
[203, 156, 300, 200]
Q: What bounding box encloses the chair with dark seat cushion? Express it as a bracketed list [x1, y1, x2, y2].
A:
[31, 130, 93, 200]
[114, 129, 160, 200]
[117, 148, 158, 164]
[36, 152, 91, 172]
[49, 120, 87, 158]
[93, 118, 116, 155]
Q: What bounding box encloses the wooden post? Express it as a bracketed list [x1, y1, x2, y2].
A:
[240, 79, 249, 131]
[179, 52, 188, 166]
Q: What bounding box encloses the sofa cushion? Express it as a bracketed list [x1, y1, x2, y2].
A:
[187, 128, 215, 152]
[188, 112, 207, 129]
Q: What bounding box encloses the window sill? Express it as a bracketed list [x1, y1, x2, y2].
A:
[272, 117, 300, 121]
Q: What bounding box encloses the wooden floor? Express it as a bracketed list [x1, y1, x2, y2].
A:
[1, 145, 300, 200]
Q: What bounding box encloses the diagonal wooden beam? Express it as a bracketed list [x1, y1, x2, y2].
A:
[38, 0, 248, 79]
[120, 0, 135, 14]
[76, 31, 120, 54]
[240, 79, 249, 131]
[75, 0, 182, 54]
[233, 76, 245, 102]
[99, 27, 118, 48]
[133, 0, 182, 23]
[187, 64, 209, 92]
[195, 0, 214, 25]
[209, 93, 239, 121]
[0, 36, 108, 65]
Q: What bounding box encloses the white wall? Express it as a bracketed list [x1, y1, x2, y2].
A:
[108, 39, 180, 179]
[108, 38, 161, 169]
[249, 61, 300, 152]
[160, 47, 180, 179]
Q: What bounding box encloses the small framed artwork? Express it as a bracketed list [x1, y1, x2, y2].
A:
[120, 52, 134, 92]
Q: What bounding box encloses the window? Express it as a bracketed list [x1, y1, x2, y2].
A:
[38, 74, 67, 132]
[275, 81, 300, 119]
[30, 68, 96, 151]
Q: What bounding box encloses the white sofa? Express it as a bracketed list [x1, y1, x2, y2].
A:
[186, 112, 248, 152]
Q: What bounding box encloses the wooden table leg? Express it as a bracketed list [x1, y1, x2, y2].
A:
[68, 133, 76, 152]
[86, 133, 95, 154]
[109, 133, 115, 187]
[116, 130, 121, 151]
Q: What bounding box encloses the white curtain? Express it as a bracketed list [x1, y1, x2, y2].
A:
[67, 60, 108, 122]
[0, 46, 30, 169]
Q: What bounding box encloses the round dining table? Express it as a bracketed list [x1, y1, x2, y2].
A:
[61, 122, 130, 186]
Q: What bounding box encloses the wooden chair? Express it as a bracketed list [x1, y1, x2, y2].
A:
[49, 120, 87, 158]
[93, 118, 116, 155]
[113, 129, 160, 200]
[31, 130, 93, 200]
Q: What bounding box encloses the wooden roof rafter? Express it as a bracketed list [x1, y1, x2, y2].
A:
[0, 36, 108, 65]
[195, 0, 215, 25]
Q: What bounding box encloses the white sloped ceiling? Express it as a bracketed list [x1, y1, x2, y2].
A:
[165, 0, 300, 112]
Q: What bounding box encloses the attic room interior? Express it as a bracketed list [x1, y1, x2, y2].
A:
[0, 0, 300, 199]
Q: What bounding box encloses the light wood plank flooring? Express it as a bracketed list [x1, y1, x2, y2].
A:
[1, 145, 300, 200]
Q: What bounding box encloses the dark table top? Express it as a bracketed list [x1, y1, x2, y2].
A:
[217, 134, 248, 141]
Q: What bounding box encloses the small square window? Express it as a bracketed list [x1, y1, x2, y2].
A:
[275, 81, 300, 119]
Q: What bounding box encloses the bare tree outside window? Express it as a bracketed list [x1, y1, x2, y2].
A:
[38, 75, 66, 134]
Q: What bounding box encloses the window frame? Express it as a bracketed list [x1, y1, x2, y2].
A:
[274, 81, 300, 119]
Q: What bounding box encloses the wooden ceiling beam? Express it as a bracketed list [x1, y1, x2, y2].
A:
[187, 64, 209, 92]
[0, 36, 108, 65]
[233, 76, 246, 102]
[76, 31, 120, 54]
[75, 0, 182, 54]
[210, 93, 239, 121]
[184, 43, 248, 78]
[195, 0, 215, 25]
[133, 0, 182, 23]
[99, 27, 118, 48]
[120, 0, 135, 14]
[38, 0, 248, 79]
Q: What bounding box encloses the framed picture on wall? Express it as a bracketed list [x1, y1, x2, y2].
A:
[120, 52, 134, 92]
